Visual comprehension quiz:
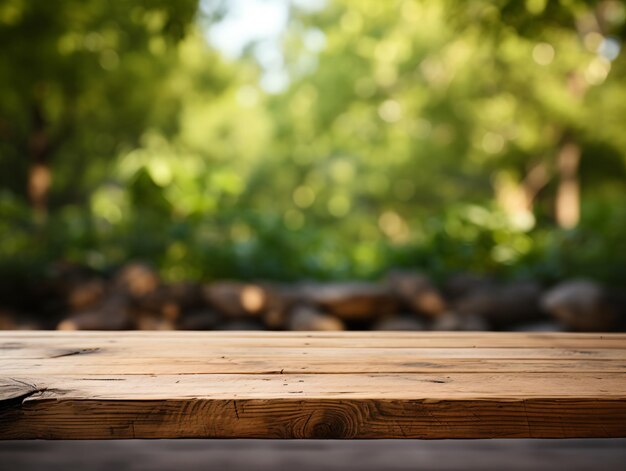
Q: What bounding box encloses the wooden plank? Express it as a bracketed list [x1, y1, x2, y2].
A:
[5, 331, 625, 338]
[3, 372, 626, 399]
[3, 397, 626, 439]
[3, 346, 626, 361]
[2, 331, 625, 348]
[1, 332, 625, 439]
[3, 358, 625, 375]
[2, 374, 626, 439]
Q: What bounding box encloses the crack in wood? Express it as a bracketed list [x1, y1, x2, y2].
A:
[78, 378, 126, 381]
[50, 348, 101, 358]
[232, 400, 240, 419]
[0, 386, 47, 412]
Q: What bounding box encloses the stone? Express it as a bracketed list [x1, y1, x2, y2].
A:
[430, 312, 489, 331]
[541, 279, 623, 331]
[454, 281, 544, 328]
[114, 263, 160, 299]
[202, 282, 267, 318]
[133, 282, 203, 323]
[288, 305, 345, 331]
[373, 314, 426, 331]
[57, 294, 132, 330]
[386, 271, 447, 317]
[177, 309, 221, 330]
[66, 279, 106, 311]
[259, 282, 298, 329]
[214, 319, 266, 331]
[443, 273, 495, 301]
[134, 312, 176, 331]
[299, 282, 397, 321]
[512, 321, 564, 332]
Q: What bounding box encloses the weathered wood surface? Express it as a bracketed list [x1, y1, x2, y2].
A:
[1, 331, 625, 439]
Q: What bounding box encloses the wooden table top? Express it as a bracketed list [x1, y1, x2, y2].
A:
[1, 331, 625, 439]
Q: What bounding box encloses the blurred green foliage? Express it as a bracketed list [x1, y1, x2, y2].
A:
[0, 0, 625, 286]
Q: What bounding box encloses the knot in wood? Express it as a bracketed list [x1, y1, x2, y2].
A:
[294, 403, 359, 439]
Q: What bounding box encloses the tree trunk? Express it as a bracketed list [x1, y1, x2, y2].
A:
[27, 103, 52, 217]
[522, 160, 550, 211]
[555, 138, 581, 229]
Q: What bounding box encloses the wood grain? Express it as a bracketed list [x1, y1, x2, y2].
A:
[1, 332, 625, 439]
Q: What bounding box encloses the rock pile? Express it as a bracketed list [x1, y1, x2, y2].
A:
[1, 262, 624, 331]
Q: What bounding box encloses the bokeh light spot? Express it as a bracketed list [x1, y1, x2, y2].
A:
[532, 42, 554, 65]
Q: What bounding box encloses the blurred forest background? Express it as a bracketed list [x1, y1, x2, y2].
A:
[1, 0, 625, 316]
